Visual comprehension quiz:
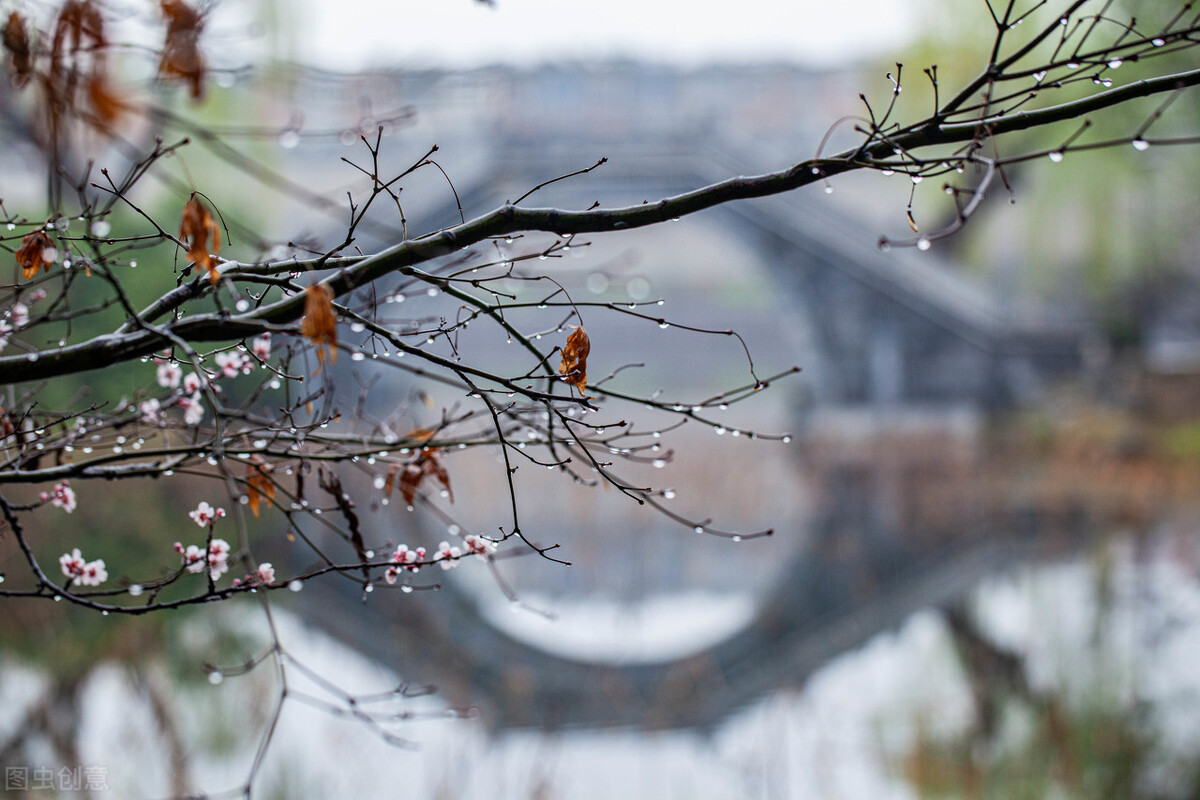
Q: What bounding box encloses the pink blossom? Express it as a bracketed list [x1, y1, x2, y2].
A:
[390, 544, 424, 572]
[139, 398, 161, 424]
[11, 302, 28, 328]
[182, 544, 205, 572]
[0, 320, 10, 354]
[463, 534, 495, 555]
[79, 560, 107, 587]
[188, 501, 226, 527]
[156, 361, 182, 389]
[215, 349, 251, 378]
[182, 371, 204, 395]
[59, 549, 85, 581]
[206, 539, 231, 579]
[40, 482, 77, 513]
[214, 352, 237, 378]
[205, 542, 230, 578]
[180, 537, 231, 580]
[179, 393, 205, 425]
[59, 549, 106, 587]
[256, 562, 275, 584]
[384, 565, 401, 584]
[251, 333, 272, 362]
[434, 541, 462, 570]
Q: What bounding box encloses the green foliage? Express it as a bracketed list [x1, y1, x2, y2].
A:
[893, 0, 1200, 308]
[905, 700, 1155, 800]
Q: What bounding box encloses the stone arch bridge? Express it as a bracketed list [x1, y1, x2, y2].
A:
[295, 137, 1088, 731]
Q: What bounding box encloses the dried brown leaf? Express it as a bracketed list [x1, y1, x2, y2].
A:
[300, 283, 338, 365]
[245, 457, 275, 518]
[398, 463, 422, 506]
[179, 196, 221, 283]
[398, 448, 453, 507]
[52, 1, 105, 61]
[159, 0, 205, 101]
[15, 231, 55, 280]
[3, 12, 32, 88]
[426, 454, 453, 503]
[87, 74, 123, 124]
[38, 1, 128, 133]
[559, 325, 590, 395]
[384, 463, 400, 498]
[404, 425, 438, 444]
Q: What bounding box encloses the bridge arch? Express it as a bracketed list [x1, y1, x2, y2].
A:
[296, 141, 1083, 729]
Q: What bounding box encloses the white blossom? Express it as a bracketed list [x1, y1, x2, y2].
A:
[156, 361, 182, 389]
[182, 371, 204, 394]
[464, 534, 496, 555]
[434, 541, 462, 570]
[59, 549, 105, 586]
[180, 393, 205, 425]
[188, 501, 226, 527]
[59, 548, 85, 581]
[11, 302, 28, 328]
[180, 536, 231, 580]
[41, 482, 77, 513]
[139, 398, 161, 424]
[251, 333, 272, 362]
[79, 560, 108, 586]
[390, 544, 424, 573]
[215, 349, 251, 378]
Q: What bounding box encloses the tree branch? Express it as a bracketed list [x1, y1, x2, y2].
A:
[3, 64, 1196, 386]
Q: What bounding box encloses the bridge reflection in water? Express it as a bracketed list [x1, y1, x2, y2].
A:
[296, 151, 1085, 732]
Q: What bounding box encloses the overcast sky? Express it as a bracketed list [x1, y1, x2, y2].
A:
[295, 0, 916, 70]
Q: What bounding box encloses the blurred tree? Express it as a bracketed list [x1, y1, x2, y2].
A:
[903, 0, 1200, 329]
